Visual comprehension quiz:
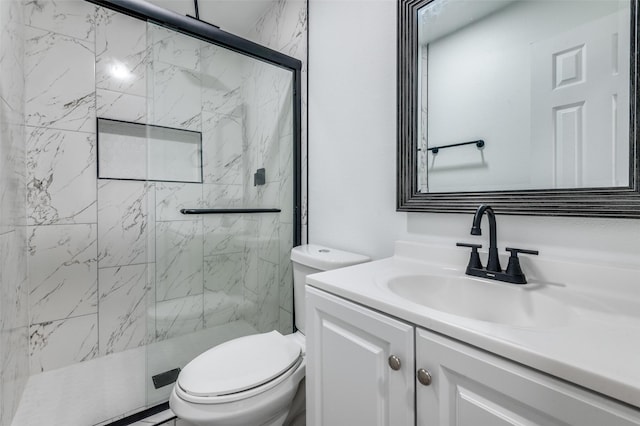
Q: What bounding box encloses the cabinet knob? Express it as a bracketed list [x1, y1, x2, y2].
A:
[417, 368, 432, 386]
[388, 355, 401, 371]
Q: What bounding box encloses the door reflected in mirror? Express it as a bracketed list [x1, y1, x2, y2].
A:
[417, 0, 631, 193]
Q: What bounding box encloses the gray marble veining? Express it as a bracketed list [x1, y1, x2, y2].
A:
[96, 89, 146, 124]
[204, 253, 244, 326]
[278, 222, 294, 313]
[29, 314, 98, 373]
[156, 182, 203, 222]
[26, 127, 96, 225]
[149, 62, 201, 131]
[252, 0, 307, 60]
[98, 180, 154, 268]
[202, 183, 244, 210]
[154, 295, 203, 341]
[0, 0, 29, 423]
[242, 0, 304, 329]
[203, 289, 241, 328]
[98, 264, 154, 355]
[203, 214, 256, 256]
[201, 106, 245, 186]
[155, 220, 203, 301]
[258, 213, 280, 264]
[28, 224, 98, 324]
[250, 0, 308, 231]
[151, 24, 201, 71]
[25, 27, 95, 132]
[4, 0, 307, 406]
[279, 150, 294, 223]
[200, 43, 245, 114]
[95, 7, 148, 97]
[244, 260, 279, 333]
[24, 0, 96, 41]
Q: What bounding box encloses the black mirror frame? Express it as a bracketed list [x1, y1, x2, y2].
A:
[397, 0, 640, 218]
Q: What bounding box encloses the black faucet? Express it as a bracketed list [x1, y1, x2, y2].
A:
[471, 204, 501, 272]
[457, 204, 539, 284]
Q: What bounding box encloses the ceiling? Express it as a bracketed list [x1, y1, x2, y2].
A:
[148, 0, 278, 39]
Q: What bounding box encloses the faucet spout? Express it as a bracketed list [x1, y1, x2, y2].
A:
[471, 205, 501, 272]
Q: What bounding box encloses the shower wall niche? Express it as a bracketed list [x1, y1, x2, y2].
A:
[3, 0, 304, 424]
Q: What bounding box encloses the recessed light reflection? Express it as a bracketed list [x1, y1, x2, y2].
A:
[109, 61, 133, 81]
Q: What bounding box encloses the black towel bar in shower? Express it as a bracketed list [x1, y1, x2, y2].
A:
[425, 139, 485, 154]
[180, 208, 281, 214]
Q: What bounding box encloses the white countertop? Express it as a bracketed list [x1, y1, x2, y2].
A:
[306, 241, 640, 409]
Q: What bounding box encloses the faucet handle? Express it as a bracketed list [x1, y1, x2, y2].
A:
[456, 242, 482, 249]
[506, 247, 539, 257]
[456, 242, 483, 270]
[504, 247, 539, 284]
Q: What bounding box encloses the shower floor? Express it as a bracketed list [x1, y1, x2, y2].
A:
[11, 320, 258, 426]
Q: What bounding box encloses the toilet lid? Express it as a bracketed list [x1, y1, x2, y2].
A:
[177, 331, 302, 397]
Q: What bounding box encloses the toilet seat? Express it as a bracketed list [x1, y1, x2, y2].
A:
[176, 331, 303, 405]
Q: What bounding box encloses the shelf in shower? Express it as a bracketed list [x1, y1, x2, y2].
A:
[97, 118, 203, 183]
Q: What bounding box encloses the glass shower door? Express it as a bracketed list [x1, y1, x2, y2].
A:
[143, 21, 296, 405]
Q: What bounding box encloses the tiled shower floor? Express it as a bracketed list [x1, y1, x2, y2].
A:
[12, 320, 257, 426]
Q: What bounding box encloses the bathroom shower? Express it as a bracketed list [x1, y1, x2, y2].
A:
[0, 0, 302, 424]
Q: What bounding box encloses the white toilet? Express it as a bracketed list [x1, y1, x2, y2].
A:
[169, 244, 369, 426]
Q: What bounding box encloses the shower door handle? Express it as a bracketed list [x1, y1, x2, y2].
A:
[180, 208, 281, 214]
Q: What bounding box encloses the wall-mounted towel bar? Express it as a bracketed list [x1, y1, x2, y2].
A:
[424, 139, 485, 154]
[180, 208, 281, 214]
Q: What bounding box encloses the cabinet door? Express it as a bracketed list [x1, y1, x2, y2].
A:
[306, 286, 414, 426]
[416, 328, 640, 426]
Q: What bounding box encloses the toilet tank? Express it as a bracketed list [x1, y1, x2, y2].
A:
[290, 244, 370, 334]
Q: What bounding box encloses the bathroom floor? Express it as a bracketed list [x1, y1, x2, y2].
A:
[13, 321, 258, 426]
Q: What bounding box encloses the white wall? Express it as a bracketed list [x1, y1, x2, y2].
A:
[308, 0, 640, 268]
[308, 0, 407, 259]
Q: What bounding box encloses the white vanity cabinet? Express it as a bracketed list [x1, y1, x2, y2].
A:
[307, 286, 640, 426]
[416, 328, 640, 426]
[306, 286, 415, 426]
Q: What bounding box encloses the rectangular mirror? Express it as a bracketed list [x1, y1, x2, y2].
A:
[398, 0, 640, 217]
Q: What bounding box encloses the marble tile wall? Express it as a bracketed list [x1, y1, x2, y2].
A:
[7, 2, 305, 422]
[248, 0, 308, 333]
[21, 4, 176, 368]
[98, 264, 154, 355]
[0, 0, 29, 423]
[94, 9, 157, 363]
[23, 0, 101, 378]
[147, 23, 203, 343]
[251, 0, 308, 244]
[1, 0, 306, 423]
[145, 15, 302, 341]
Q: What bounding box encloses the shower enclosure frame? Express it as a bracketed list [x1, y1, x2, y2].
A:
[81, 1, 303, 423]
[86, 0, 304, 247]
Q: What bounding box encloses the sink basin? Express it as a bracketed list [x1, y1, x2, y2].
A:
[383, 274, 570, 328]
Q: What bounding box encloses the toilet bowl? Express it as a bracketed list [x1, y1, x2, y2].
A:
[169, 244, 369, 426]
[170, 331, 306, 426]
